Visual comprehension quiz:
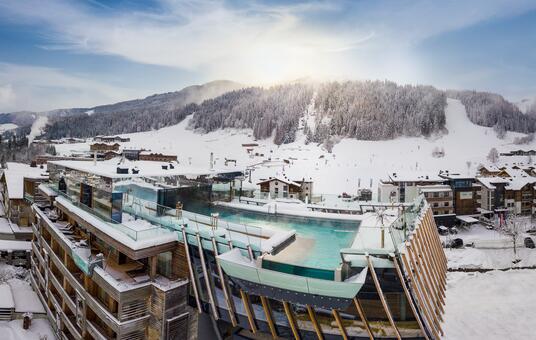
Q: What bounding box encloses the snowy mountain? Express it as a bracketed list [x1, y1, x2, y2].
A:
[55, 98, 533, 196]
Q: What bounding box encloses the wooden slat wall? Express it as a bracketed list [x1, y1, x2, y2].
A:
[399, 206, 447, 339]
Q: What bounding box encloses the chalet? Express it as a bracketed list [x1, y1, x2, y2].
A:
[438, 171, 481, 215]
[477, 164, 502, 177]
[94, 135, 131, 143]
[258, 177, 303, 200]
[89, 142, 120, 152]
[476, 176, 509, 212]
[500, 149, 536, 156]
[122, 148, 143, 161]
[417, 185, 454, 216]
[0, 163, 48, 228]
[378, 172, 445, 203]
[138, 151, 178, 162]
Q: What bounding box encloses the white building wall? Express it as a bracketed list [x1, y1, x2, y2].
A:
[378, 183, 399, 203]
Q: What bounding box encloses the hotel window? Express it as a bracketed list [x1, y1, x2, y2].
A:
[444, 202, 449, 206]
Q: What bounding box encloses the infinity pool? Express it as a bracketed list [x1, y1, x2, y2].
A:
[186, 201, 360, 270]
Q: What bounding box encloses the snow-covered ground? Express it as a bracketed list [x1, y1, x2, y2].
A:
[0, 319, 55, 340]
[0, 263, 52, 340]
[443, 270, 536, 340]
[55, 98, 532, 196]
[0, 123, 17, 133]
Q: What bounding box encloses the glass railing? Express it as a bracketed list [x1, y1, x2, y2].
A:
[47, 181, 276, 256]
[388, 194, 427, 249]
[48, 184, 176, 242]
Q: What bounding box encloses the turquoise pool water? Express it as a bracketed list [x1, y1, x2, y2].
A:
[115, 183, 359, 269]
[187, 201, 359, 270]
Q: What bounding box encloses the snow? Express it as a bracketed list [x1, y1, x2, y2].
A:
[0, 319, 55, 340]
[0, 124, 17, 133]
[50, 159, 240, 179]
[0, 284, 14, 309]
[446, 248, 536, 270]
[37, 183, 56, 197]
[0, 218, 13, 235]
[2, 163, 48, 200]
[0, 240, 31, 252]
[8, 280, 45, 314]
[443, 270, 536, 340]
[216, 199, 362, 222]
[55, 196, 178, 250]
[54, 99, 535, 197]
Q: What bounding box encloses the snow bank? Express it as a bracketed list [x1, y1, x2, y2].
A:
[0, 319, 54, 340]
[443, 270, 536, 339]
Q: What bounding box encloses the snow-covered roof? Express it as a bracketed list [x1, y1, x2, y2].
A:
[257, 176, 301, 187]
[476, 176, 510, 190]
[478, 164, 501, 172]
[49, 159, 243, 179]
[504, 176, 536, 191]
[387, 172, 443, 183]
[0, 284, 14, 309]
[8, 280, 45, 313]
[2, 162, 48, 199]
[0, 240, 31, 251]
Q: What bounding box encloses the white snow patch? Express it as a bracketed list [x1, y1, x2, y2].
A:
[443, 270, 536, 339]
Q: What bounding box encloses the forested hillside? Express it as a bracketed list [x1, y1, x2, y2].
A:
[31, 80, 536, 146]
[447, 90, 536, 136]
[41, 80, 242, 139]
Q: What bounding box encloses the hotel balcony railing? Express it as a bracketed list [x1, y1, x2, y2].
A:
[46, 184, 177, 243]
[44, 182, 270, 255]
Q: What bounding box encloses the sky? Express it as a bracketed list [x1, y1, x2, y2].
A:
[0, 0, 535, 112]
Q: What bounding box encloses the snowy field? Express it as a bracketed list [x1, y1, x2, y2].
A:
[55, 98, 533, 196]
[443, 270, 536, 340]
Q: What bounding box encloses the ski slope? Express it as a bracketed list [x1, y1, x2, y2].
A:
[55, 98, 531, 195]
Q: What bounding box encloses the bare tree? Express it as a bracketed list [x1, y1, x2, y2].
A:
[487, 147, 499, 164]
[501, 212, 526, 264]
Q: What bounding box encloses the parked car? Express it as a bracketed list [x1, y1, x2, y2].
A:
[438, 225, 449, 236]
[447, 238, 464, 249]
[524, 237, 535, 249]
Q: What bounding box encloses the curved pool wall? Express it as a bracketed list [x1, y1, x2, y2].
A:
[186, 200, 360, 270]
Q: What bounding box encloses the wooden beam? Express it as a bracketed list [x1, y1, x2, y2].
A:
[196, 233, 219, 320]
[283, 301, 301, 340]
[366, 255, 401, 340]
[181, 228, 201, 313]
[352, 298, 374, 340]
[425, 210, 447, 267]
[240, 289, 257, 334]
[406, 245, 443, 335]
[332, 309, 348, 340]
[212, 238, 238, 326]
[391, 255, 429, 340]
[260, 296, 278, 339]
[414, 231, 445, 304]
[306, 305, 324, 340]
[410, 236, 444, 316]
[401, 252, 440, 340]
[420, 218, 446, 287]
